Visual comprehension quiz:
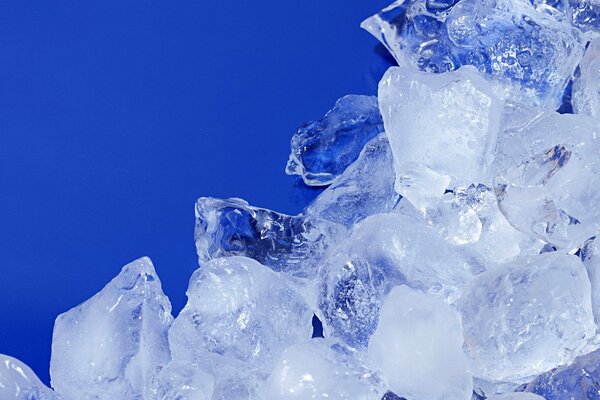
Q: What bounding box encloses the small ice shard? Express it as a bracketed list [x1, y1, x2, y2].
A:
[581, 237, 600, 326]
[151, 361, 214, 400]
[520, 348, 600, 399]
[572, 38, 600, 119]
[0, 355, 61, 400]
[489, 394, 545, 400]
[194, 197, 345, 278]
[493, 112, 600, 249]
[262, 339, 388, 399]
[378, 66, 501, 210]
[368, 285, 473, 400]
[362, 0, 585, 108]
[50, 257, 173, 400]
[455, 252, 596, 383]
[318, 213, 477, 348]
[168, 256, 313, 379]
[286, 95, 384, 186]
[305, 134, 399, 228]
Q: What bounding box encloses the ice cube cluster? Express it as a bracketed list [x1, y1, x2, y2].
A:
[3, 0, 600, 399]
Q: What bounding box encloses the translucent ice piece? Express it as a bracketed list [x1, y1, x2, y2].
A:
[151, 361, 214, 400]
[168, 256, 313, 378]
[318, 213, 477, 348]
[378, 66, 501, 210]
[286, 95, 384, 186]
[50, 257, 173, 400]
[493, 112, 600, 249]
[194, 197, 345, 278]
[368, 285, 473, 400]
[455, 252, 596, 382]
[305, 134, 399, 228]
[489, 394, 545, 400]
[0, 355, 61, 400]
[521, 348, 600, 399]
[571, 0, 600, 35]
[572, 38, 600, 119]
[363, 0, 585, 108]
[263, 339, 388, 399]
[581, 237, 600, 326]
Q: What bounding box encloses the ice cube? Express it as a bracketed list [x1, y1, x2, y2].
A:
[50, 257, 173, 400]
[368, 285, 473, 400]
[455, 252, 596, 382]
[0, 355, 61, 400]
[572, 38, 600, 119]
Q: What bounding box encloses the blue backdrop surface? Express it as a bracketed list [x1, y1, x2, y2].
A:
[0, 0, 393, 384]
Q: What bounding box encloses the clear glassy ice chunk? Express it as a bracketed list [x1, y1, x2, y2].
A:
[50, 257, 173, 400]
[572, 38, 600, 119]
[378, 66, 501, 210]
[455, 252, 596, 383]
[363, 0, 585, 108]
[263, 339, 388, 399]
[150, 361, 214, 400]
[0, 355, 61, 400]
[318, 213, 477, 349]
[286, 95, 384, 186]
[168, 256, 313, 379]
[368, 285, 473, 400]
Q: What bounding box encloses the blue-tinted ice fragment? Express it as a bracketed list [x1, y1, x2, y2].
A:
[520, 349, 600, 399]
[532, 0, 600, 35]
[286, 95, 384, 186]
[362, 0, 585, 108]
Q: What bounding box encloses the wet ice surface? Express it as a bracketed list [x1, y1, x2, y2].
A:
[4, 0, 600, 399]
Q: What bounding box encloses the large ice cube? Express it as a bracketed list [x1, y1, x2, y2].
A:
[50, 257, 173, 400]
[493, 112, 600, 249]
[305, 134, 399, 228]
[286, 95, 384, 186]
[262, 339, 388, 399]
[520, 348, 600, 399]
[455, 252, 596, 382]
[378, 66, 501, 210]
[0, 355, 61, 400]
[318, 213, 477, 348]
[363, 0, 585, 108]
[368, 285, 473, 400]
[572, 38, 600, 119]
[168, 256, 313, 379]
[194, 197, 345, 278]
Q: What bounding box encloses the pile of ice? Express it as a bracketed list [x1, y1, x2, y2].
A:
[3, 1, 600, 399]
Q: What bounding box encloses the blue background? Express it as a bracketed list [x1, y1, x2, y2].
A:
[0, 1, 393, 384]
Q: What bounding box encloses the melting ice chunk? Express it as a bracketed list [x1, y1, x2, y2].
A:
[305, 134, 399, 228]
[318, 213, 477, 348]
[368, 285, 473, 400]
[493, 112, 600, 249]
[50, 257, 173, 400]
[286, 95, 384, 186]
[263, 339, 388, 399]
[0, 355, 61, 400]
[572, 38, 600, 119]
[194, 197, 345, 278]
[378, 66, 501, 210]
[168, 256, 313, 380]
[520, 348, 600, 399]
[363, 0, 585, 108]
[455, 252, 596, 382]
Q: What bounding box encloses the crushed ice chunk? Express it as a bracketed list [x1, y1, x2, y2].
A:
[378, 66, 501, 209]
[368, 285, 473, 400]
[50, 257, 173, 400]
[194, 197, 345, 278]
[520, 348, 600, 399]
[455, 252, 596, 382]
[581, 236, 600, 326]
[150, 361, 214, 400]
[489, 394, 546, 400]
[305, 134, 399, 227]
[363, 0, 585, 108]
[168, 256, 313, 379]
[572, 38, 600, 119]
[318, 213, 477, 348]
[0, 355, 61, 400]
[263, 338, 388, 399]
[286, 95, 384, 186]
[493, 112, 600, 249]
